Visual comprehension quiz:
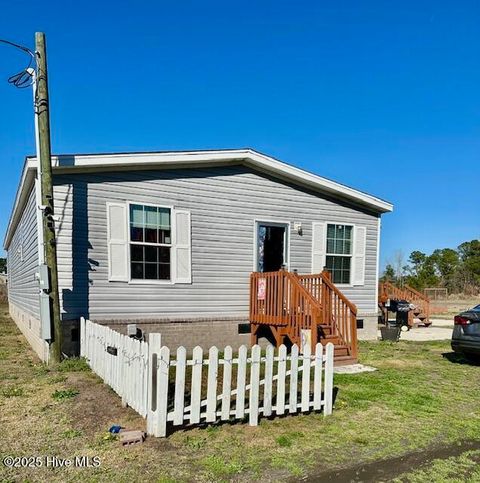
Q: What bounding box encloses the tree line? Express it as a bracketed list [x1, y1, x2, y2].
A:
[382, 239, 480, 295]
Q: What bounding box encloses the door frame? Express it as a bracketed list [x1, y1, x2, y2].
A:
[253, 219, 291, 272]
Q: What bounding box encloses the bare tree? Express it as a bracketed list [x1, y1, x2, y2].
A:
[393, 250, 405, 286]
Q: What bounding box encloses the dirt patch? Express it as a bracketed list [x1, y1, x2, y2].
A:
[67, 373, 146, 434]
[60, 371, 178, 454]
[304, 440, 480, 482]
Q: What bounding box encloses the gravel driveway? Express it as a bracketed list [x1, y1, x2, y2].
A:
[379, 318, 454, 341]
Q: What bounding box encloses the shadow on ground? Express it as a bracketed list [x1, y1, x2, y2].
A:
[442, 352, 480, 366]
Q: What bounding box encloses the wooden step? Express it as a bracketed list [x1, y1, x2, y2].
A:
[319, 335, 342, 346]
[333, 354, 357, 366]
[333, 345, 350, 357]
[317, 324, 333, 336]
[321, 334, 339, 340]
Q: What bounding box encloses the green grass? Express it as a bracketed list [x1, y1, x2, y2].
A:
[201, 454, 245, 479]
[2, 304, 480, 482]
[62, 428, 83, 439]
[52, 389, 80, 401]
[1, 386, 25, 398]
[56, 357, 90, 373]
[275, 431, 304, 448]
[394, 450, 480, 482]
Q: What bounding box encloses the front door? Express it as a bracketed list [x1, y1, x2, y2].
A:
[256, 222, 289, 272]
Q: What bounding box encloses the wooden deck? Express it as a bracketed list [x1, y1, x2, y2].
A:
[249, 270, 358, 364]
[378, 281, 431, 327]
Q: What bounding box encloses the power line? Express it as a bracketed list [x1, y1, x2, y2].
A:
[0, 38, 36, 88]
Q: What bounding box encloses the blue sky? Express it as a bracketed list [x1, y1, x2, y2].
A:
[1, 1, 479, 268]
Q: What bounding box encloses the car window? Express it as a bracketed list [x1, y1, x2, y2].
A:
[472, 304, 480, 311]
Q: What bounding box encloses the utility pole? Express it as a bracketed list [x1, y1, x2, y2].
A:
[35, 32, 62, 362]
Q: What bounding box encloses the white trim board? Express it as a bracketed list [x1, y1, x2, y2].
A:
[126, 200, 175, 285]
[4, 149, 393, 249]
[311, 221, 366, 288]
[253, 219, 291, 272]
[374, 217, 381, 313]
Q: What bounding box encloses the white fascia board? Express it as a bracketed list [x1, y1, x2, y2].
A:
[243, 150, 393, 214]
[4, 158, 37, 249]
[47, 149, 249, 168]
[6, 149, 393, 248]
[42, 149, 393, 212]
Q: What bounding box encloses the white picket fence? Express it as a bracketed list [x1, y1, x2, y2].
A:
[80, 318, 334, 437]
[80, 318, 149, 417]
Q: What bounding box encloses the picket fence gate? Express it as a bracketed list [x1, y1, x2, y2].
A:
[80, 318, 149, 417]
[80, 318, 334, 438]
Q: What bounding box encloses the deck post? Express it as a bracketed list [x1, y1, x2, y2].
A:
[250, 323, 258, 347]
[321, 268, 331, 280]
[279, 269, 286, 325]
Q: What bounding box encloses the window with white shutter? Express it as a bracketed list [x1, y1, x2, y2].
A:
[129, 203, 172, 281]
[107, 202, 192, 284]
[311, 222, 326, 273]
[107, 203, 129, 281]
[352, 226, 367, 286]
[325, 224, 354, 284]
[174, 210, 192, 284]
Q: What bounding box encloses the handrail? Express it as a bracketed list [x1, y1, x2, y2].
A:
[299, 273, 358, 313]
[250, 270, 358, 360]
[379, 281, 431, 325]
[320, 273, 358, 314]
[380, 281, 407, 300]
[404, 284, 430, 302]
[298, 271, 358, 360]
[286, 272, 323, 309]
[320, 272, 357, 360]
[380, 281, 429, 304]
[285, 272, 323, 351]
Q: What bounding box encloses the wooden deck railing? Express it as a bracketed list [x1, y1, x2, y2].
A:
[250, 270, 358, 359]
[285, 272, 323, 350]
[250, 271, 323, 350]
[250, 271, 289, 327]
[379, 281, 430, 323]
[299, 272, 358, 360]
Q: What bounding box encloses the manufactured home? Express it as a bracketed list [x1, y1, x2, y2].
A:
[4, 149, 392, 362]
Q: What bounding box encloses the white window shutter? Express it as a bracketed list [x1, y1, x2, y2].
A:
[107, 202, 128, 282]
[174, 210, 192, 284]
[352, 226, 367, 286]
[311, 222, 326, 273]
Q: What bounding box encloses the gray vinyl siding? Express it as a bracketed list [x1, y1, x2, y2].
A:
[53, 165, 380, 320]
[7, 186, 40, 318]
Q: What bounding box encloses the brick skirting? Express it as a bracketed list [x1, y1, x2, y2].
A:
[96, 316, 252, 352]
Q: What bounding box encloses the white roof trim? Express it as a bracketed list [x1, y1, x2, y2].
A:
[4, 149, 393, 249]
[4, 158, 37, 250]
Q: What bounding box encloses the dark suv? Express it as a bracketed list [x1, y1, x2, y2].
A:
[451, 304, 480, 358]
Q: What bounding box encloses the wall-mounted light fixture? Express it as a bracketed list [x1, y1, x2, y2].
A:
[294, 222, 302, 235]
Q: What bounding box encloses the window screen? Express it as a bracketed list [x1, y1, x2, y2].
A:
[129, 204, 171, 280]
[325, 224, 353, 284]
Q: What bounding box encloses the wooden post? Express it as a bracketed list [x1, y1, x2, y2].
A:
[35, 32, 62, 363]
[322, 268, 331, 281]
[279, 270, 285, 325]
